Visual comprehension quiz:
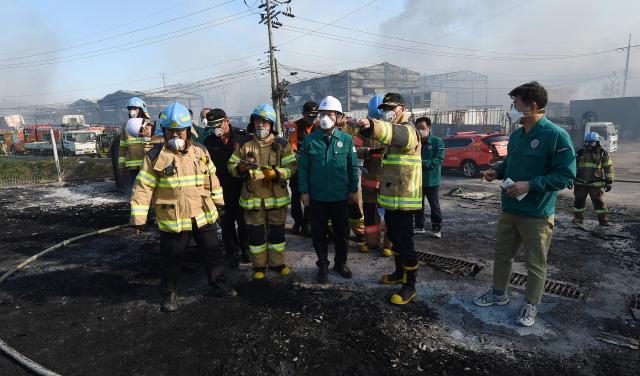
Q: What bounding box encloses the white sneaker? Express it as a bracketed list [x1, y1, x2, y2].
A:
[515, 302, 537, 327]
[413, 227, 426, 234]
[432, 231, 441, 238]
[473, 290, 510, 307]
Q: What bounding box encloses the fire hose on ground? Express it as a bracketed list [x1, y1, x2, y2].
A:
[0, 223, 130, 376]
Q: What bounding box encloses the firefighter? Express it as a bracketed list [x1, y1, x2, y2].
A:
[286, 101, 319, 236]
[572, 131, 615, 226]
[356, 93, 422, 305]
[202, 109, 252, 266]
[228, 104, 297, 280]
[130, 102, 236, 313]
[358, 94, 393, 257]
[118, 96, 155, 188]
[298, 96, 359, 283]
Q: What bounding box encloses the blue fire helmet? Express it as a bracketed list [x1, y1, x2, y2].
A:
[585, 131, 600, 142]
[251, 103, 277, 124]
[159, 102, 192, 130]
[127, 96, 151, 119]
[368, 94, 385, 119]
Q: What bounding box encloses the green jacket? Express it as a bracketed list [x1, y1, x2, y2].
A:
[421, 134, 444, 187]
[298, 128, 359, 202]
[496, 117, 576, 218]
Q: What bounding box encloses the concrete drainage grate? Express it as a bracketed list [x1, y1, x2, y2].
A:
[416, 251, 482, 277]
[509, 272, 590, 301]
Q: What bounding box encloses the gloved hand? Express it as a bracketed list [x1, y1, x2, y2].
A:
[366, 147, 384, 158]
[215, 204, 225, 218]
[604, 184, 612, 192]
[237, 162, 253, 174]
[261, 167, 278, 188]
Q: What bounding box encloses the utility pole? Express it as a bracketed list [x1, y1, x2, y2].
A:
[622, 34, 631, 97]
[160, 73, 167, 92]
[258, 0, 293, 135]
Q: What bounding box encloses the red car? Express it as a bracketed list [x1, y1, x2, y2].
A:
[442, 132, 508, 177]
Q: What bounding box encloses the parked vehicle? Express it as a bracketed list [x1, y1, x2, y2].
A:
[23, 130, 98, 156]
[584, 122, 618, 153]
[442, 132, 508, 177]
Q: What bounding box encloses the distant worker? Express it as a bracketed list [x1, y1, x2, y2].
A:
[298, 96, 359, 283]
[357, 94, 393, 257]
[356, 93, 422, 305]
[0, 140, 7, 156]
[130, 102, 236, 313]
[572, 131, 615, 226]
[413, 117, 444, 237]
[228, 104, 297, 280]
[118, 97, 155, 188]
[202, 108, 252, 266]
[474, 82, 576, 327]
[286, 101, 318, 236]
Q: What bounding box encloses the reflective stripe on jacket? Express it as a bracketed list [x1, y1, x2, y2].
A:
[574, 146, 614, 187]
[228, 134, 297, 210]
[130, 141, 224, 233]
[361, 113, 422, 211]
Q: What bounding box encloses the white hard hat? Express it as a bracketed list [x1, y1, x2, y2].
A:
[318, 96, 343, 114]
[125, 117, 144, 137]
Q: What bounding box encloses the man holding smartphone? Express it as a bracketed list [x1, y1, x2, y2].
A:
[473, 82, 576, 327]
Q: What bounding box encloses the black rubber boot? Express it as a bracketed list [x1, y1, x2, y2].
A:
[316, 263, 329, 284]
[390, 265, 418, 305]
[333, 263, 353, 279]
[381, 256, 403, 285]
[161, 289, 178, 312]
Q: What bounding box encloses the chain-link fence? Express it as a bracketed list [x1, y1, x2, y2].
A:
[0, 129, 120, 187]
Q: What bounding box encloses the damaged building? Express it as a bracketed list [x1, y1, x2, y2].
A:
[285, 62, 424, 115]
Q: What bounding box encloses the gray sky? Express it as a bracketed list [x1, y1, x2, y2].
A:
[1, 0, 639, 115]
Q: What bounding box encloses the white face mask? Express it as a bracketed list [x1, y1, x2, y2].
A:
[257, 128, 270, 139]
[129, 109, 140, 118]
[167, 137, 186, 151]
[213, 127, 224, 137]
[509, 106, 523, 125]
[319, 115, 334, 130]
[201, 118, 208, 127]
[383, 110, 397, 122]
[418, 129, 429, 138]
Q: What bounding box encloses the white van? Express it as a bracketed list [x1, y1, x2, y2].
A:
[584, 122, 618, 153]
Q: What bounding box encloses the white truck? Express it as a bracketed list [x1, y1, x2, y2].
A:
[584, 122, 618, 153]
[24, 130, 98, 156]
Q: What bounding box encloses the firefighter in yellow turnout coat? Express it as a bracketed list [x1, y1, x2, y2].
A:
[119, 96, 156, 188]
[358, 93, 422, 305]
[130, 102, 236, 313]
[228, 104, 297, 280]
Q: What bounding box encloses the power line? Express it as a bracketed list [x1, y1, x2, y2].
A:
[281, 25, 639, 62]
[291, 15, 631, 59]
[2, 54, 265, 98]
[278, 0, 378, 47]
[1, 10, 255, 69]
[0, 0, 236, 62]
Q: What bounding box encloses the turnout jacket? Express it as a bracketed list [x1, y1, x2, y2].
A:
[574, 146, 614, 187]
[130, 141, 224, 233]
[359, 112, 422, 211]
[228, 134, 297, 210]
[118, 118, 156, 170]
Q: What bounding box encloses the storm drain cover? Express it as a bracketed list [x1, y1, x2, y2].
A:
[416, 251, 482, 277]
[509, 272, 590, 301]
